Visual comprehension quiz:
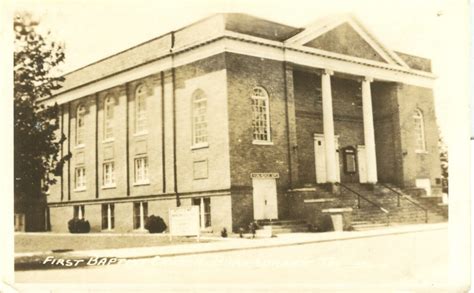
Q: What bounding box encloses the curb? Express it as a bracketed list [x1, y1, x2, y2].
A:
[123, 222, 448, 259]
[15, 222, 447, 270]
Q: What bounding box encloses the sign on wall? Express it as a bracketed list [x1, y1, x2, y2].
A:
[250, 173, 280, 179]
[169, 206, 200, 238]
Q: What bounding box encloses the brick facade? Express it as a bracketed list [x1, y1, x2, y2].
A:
[43, 13, 443, 233]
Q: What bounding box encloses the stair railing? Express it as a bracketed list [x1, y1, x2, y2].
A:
[335, 182, 390, 226]
[381, 183, 428, 223]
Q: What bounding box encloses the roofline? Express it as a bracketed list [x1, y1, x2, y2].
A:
[61, 13, 224, 77]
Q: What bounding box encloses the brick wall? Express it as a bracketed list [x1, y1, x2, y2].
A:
[396, 84, 442, 193]
[226, 53, 290, 188]
[174, 54, 231, 193]
[372, 82, 404, 185]
[49, 206, 70, 233]
[226, 53, 291, 228]
[69, 95, 97, 201]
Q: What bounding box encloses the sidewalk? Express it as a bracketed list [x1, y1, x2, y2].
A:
[16, 222, 447, 261]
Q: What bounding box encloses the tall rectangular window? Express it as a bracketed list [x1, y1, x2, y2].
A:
[102, 162, 115, 187]
[133, 201, 148, 230]
[192, 89, 208, 145]
[73, 205, 85, 219]
[134, 157, 148, 184]
[76, 104, 85, 145]
[192, 197, 211, 229]
[251, 87, 271, 143]
[101, 204, 115, 230]
[104, 96, 114, 139]
[75, 167, 86, 190]
[413, 109, 426, 152]
[135, 85, 147, 134]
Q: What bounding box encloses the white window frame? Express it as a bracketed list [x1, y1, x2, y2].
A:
[102, 162, 115, 188]
[75, 167, 86, 191]
[135, 85, 147, 135]
[101, 203, 115, 230]
[192, 89, 208, 148]
[192, 197, 212, 230]
[73, 205, 85, 219]
[76, 104, 86, 146]
[251, 86, 272, 144]
[134, 157, 149, 185]
[104, 95, 114, 140]
[133, 201, 148, 230]
[413, 109, 426, 153]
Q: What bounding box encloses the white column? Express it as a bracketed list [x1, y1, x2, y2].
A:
[139, 202, 145, 230]
[362, 77, 378, 183]
[321, 70, 338, 183]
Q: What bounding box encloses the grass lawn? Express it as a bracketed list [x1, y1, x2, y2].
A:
[15, 233, 209, 253]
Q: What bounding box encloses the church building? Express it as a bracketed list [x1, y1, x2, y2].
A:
[43, 13, 444, 233]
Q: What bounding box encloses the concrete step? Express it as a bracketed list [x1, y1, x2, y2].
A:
[352, 222, 388, 231]
[257, 219, 306, 226]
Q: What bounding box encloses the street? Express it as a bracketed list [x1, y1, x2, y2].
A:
[15, 228, 448, 288]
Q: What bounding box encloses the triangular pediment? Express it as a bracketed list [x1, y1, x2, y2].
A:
[285, 15, 409, 67]
[303, 22, 387, 63]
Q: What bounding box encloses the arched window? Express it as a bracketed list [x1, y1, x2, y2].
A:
[76, 104, 85, 145]
[251, 86, 271, 142]
[104, 95, 114, 139]
[192, 89, 207, 145]
[135, 85, 147, 133]
[413, 109, 426, 152]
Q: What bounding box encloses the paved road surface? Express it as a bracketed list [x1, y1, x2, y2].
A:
[15, 228, 448, 289]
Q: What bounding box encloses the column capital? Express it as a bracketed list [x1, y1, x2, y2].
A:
[363, 76, 374, 82]
[323, 69, 334, 76]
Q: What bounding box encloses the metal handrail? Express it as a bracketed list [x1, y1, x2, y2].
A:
[336, 183, 389, 213]
[336, 182, 390, 226]
[381, 183, 428, 223]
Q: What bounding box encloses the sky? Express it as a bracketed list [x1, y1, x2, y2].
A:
[11, 0, 471, 139]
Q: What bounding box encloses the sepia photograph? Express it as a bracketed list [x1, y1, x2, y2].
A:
[0, 0, 470, 291]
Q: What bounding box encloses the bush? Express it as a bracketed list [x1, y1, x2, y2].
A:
[145, 215, 167, 233]
[221, 228, 228, 238]
[68, 218, 91, 233]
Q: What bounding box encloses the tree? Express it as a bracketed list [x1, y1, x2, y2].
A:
[14, 12, 69, 231]
[439, 134, 448, 194]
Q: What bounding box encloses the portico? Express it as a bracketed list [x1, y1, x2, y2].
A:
[319, 70, 378, 185]
[289, 65, 383, 187]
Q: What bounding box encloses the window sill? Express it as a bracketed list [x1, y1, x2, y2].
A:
[101, 229, 115, 232]
[74, 188, 86, 192]
[252, 140, 274, 146]
[415, 150, 428, 154]
[102, 138, 115, 144]
[191, 143, 209, 150]
[74, 144, 85, 149]
[133, 131, 148, 137]
[132, 228, 148, 233]
[102, 185, 116, 190]
[133, 181, 150, 186]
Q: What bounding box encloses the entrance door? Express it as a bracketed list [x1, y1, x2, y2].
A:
[357, 145, 368, 183]
[252, 178, 278, 220]
[314, 134, 340, 183]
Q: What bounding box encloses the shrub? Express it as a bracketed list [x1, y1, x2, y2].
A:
[221, 228, 228, 238]
[145, 215, 167, 233]
[68, 218, 91, 233]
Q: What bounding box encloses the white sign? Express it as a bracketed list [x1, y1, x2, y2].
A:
[169, 206, 200, 237]
[250, 173, 279, 179]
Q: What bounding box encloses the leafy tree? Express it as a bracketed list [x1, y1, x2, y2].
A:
[14, 12, 69, 231]
[439, 134, 448, 194]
